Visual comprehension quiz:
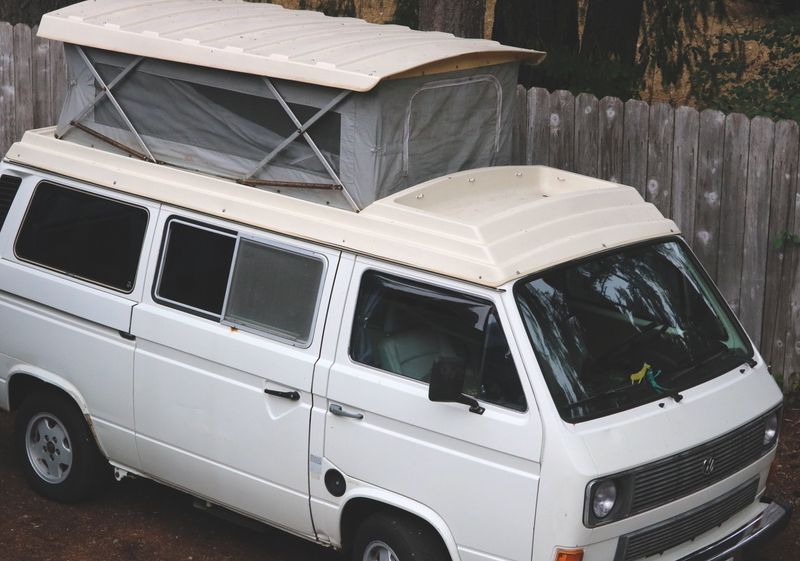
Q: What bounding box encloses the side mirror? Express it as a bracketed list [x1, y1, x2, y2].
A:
[428, 357, 485, 415]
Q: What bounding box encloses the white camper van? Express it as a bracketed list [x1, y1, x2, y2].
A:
[0, 2, 790, 561]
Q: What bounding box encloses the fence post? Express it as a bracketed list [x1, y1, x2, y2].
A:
[762, 120, 800, 375]
[0, 23, 15, 156]
[671, 106, 699, 242]
[717, 113, 751, 316]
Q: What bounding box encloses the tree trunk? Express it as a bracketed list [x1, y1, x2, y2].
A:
[418, 0, 486, 38]
[492, 0, 578, 52]
[581, 0, 643, 65]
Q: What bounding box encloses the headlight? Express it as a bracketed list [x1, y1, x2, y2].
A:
[764, 412, 779, 446]
[592, 480, 617, 518]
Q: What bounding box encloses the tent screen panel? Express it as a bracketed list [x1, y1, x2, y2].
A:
[91, 62, 341, 177]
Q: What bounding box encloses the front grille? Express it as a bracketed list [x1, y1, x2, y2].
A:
[615, 478, 758, 561]
[629, 409, 775, 515]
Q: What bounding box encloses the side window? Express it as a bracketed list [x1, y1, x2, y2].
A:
[0, 175, 22, 231]
[156, 221, 237, 316]
[350, 271, 526, 412]
[15, 182, 148, 293]
[223, 239, 324, 344]
[155, 218, 326, 345]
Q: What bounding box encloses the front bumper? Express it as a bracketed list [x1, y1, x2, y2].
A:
[677, 498, 791, 561]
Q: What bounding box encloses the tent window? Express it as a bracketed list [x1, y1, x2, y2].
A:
[403, 76, 502, 186]
[90, 61, 341, 176]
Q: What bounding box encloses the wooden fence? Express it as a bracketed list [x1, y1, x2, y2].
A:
[517, 87, 800, 386]
[1, 22, 799, 386]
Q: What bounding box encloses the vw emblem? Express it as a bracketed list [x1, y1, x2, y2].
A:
[702, 457, 716, 475]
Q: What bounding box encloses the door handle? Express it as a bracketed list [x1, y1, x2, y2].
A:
[264, 388, 300, 401]
[329, 403, 364, 420]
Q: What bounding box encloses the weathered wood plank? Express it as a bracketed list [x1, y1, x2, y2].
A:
[693, 109, 726, 279]
[48, 39, 66, 125]
[717, 113, 751, 316]
[0, 23, 15, 157]
[574, 92, 599, 177]
[762, 120, 799, 375]
[527, 87, 550, 165]
[511, 84, 527, 165]
[549, 89, 575, 172]
[739, 116, 775, 346]
[32, 27, 52, 129]
[646, 102, 674, 217]
[622, 99, 649, 197]
[783, 163, 800, 387]
[598, 96, 624, 183]
[671, 106, 699, 241]
[13, 24, 33, 143]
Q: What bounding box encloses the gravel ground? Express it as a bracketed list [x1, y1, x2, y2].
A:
[1, 397, 797, 561]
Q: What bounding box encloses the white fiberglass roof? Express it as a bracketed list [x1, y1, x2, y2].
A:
[38, 0, 545, 92]
[6, 129, 679, 287]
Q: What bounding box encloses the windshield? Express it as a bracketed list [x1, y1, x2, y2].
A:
[514, 239, 752, 423]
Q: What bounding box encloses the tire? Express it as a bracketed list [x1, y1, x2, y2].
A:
[352, 511, 449, 561]
[14, 390, 109, 503]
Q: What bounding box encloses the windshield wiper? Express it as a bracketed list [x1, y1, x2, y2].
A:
[667, 347, 756, 388]
[564, 381, 653, 412]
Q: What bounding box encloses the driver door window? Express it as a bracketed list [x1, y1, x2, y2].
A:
[349, 271, 526, 412]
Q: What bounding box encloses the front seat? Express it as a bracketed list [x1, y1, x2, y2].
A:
[376, 303, 459, 381]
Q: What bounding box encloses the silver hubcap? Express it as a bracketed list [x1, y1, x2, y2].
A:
[26, 413, 73, 484]
[362, 540, 400, 561]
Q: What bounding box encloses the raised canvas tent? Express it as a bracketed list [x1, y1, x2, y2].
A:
[38, 0, 544, 211]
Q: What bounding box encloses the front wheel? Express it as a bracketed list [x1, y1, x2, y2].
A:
[352, 511, 449, 561]
[14, 391, 109, 503]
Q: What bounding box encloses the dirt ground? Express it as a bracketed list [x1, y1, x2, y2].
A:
[0, 396, 798, 561]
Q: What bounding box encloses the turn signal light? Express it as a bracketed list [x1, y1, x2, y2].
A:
[555, 548, 584, 561]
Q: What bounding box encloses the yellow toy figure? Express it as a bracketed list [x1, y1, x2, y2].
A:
[630, 362, 651, 384]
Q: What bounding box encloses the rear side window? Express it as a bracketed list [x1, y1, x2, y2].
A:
[15, 182, 148, 293]
[350, 271, 527, 412]
[155, 219, 326, 345]
[0, 175, 22, 231]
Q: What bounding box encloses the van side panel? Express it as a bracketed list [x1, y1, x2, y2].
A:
[322, 257, 543, 561]
[0, 170, 159, 470]
[131, 207, 341, 538]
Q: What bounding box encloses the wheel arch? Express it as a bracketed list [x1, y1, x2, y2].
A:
[7, 367, 90, 414]
[339, 489, 459, 561]
[6, 367, 106, 457]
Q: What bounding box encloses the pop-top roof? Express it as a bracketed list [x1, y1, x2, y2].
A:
[38, 0, 545, 92]
[6, 129, 679, 287]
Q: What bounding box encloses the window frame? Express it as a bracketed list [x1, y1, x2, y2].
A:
[153, 215, 328, 348]
[347, 267, 529, 413]
[13, 180, 150, 295]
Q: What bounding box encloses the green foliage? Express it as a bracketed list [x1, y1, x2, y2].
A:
[773, 230, 800, 250]
[639, 0, 728, 88]
[691, 15, 800, 120]
[494, 0, 728, 101]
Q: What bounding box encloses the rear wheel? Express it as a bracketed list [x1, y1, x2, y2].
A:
[14, 390, 109, 503]
[352, 511, 448, 561]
